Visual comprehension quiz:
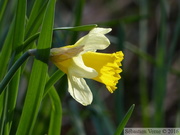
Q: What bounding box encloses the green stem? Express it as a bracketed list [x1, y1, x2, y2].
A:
[0, 49, 36, 94]
[22, 24, 97, 52]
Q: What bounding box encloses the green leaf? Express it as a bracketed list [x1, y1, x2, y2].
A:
[125, 42, 156, 65]
[114, 104, 135, 135]
[0, 0, 8, 25]
[68, 101, 86, 135]
[90, 85, 115, 135]
[43, 73, 63, 134]
[16, 0, 56, 134]
[0, 20, 15, 80]
[70, 0, 85, 43]
[153, 0, 168, 126]
[138, 0, 150, 127]
[167, 1, 180, 68]
[12, 0, 26, 52]
[44, 70, 64, 97]
[48, 87, 62, 135]
[54, 24, 97, 31]
[21, 24, 97, 52]
[0, 0, 26, 134]
[0, 51, 31, 94]
[25, 0, 48, 39]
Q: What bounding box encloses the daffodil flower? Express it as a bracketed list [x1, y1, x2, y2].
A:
[50, 27, 124, 105]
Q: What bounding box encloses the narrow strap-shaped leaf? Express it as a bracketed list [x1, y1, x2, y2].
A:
[138, 0, 150, 127]
[0, 19, 15, 80]
[90, 88, 115, 135]
[44, 70, 64, 97]
[54, 24, 97, 31]
[0, 0, 8, 25]
[167, 0, 180, 68]
[114, 25, 125, 125]
[125, 42, 180, 76]
[0, 0, 26, 134]
[153, 0, 168, 126]
[70, 0, 85, 43]
[48, 87, 62, 135]
[12, 0, 26, 51]
[25, 0, 48, 38]
[16, 0, 56, 134]
[69, 101, 86, 135]
[114, 104, 135, 135]
[125, 42, 156, 65]
[22, 24, 97, 52]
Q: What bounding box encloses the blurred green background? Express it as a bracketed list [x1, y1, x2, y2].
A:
[1, 0, 180, 134]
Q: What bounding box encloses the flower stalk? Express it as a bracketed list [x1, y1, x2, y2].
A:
[0, 49, 36, 94]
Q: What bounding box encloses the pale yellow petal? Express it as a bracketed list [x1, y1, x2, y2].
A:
[67, 75, 93, 106]
[68, 55, 98, 78]
[89, 27, 112, 34]
[74, 28, 111, 51]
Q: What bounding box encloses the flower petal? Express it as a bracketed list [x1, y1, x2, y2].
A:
[68, 55, 98, 78]
[67, 75, 93, 106]
[74, 28, 112, 52]
[89, 27, 112, 34]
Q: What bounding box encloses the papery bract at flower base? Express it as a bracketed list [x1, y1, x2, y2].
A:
[50, 27, 124, 106]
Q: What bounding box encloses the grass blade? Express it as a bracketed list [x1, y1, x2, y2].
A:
[153, 0, 168, 126]
[25, 0, 48, 39]
[0, 0, 8, 25]
[114, 25, 125, 124]
[70, 0, 85, 43]
[0, 20, 14, 80]
[138, 0, 150, 127]
[44, 70, 64, 97]
[125, 42, 155, 65]
[167, 0, 180, 68]
[0, 0, 26, 133]
[16, 0, 56, 134]
[21, 24, 97, 52]
[69, 101, 86, 135]
[0, 51, 32, 94]
[48, 87, 62, 135]
[114, 104, 135, 135]
[54, 24, 97, 31]
[90, 84, 115, 135]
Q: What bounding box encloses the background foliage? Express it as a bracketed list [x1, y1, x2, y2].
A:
[0, 0, 180, 135]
